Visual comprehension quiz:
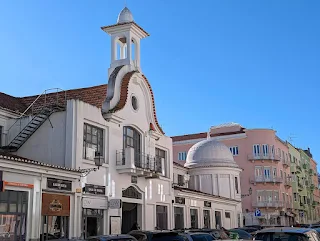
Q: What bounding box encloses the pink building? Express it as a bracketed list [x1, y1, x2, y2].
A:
[172, 123, 294, 226]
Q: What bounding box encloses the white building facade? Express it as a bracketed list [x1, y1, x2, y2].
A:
[0, 7, 242, 241]
[172, 139, 243, 230]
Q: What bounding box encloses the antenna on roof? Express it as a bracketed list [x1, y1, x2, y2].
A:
[288, 133, 297, 144]
[124, 0, 127, 7]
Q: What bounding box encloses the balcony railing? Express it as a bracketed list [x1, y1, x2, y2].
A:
[248, 154, 281, 162]
[250, 177, 283, 184]
[116, 148, 164, 177]
[282, 159, 290, 167]
[284, 178, 292, 187]
[252, 201, 284, 208]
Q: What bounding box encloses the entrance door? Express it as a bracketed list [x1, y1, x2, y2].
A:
[215, 211, 222, 229]
[121, 202, 137, 234]
[83, 209, 103, 238]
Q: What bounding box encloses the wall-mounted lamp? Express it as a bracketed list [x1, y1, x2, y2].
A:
[241, 187, 252, 198]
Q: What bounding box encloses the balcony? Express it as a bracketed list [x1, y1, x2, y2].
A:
[250, 177, 283, 184]
[252, 201, 284, 208]
[296, 165, 302, 172]
[116, 148, 164, 177]
[248, 154, 281, 162]
[284, 178, 292, 187]
[282, 159, 290, 168]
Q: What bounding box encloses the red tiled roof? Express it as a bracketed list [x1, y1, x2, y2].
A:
[171, 129, 245, 142]
[0, 151, 81, 173]
[0, 85, 108, 115]
[0, 92, 27, 113]
[1, 72, 164, 134]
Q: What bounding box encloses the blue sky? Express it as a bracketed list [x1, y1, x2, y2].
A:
[0, 1, 319, 164]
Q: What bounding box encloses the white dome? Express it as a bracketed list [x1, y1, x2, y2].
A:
[184, 138, 239, 168]
[117, 7, 134, 24]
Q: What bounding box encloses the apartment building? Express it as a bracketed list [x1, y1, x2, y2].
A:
[172, 123, 296, 226]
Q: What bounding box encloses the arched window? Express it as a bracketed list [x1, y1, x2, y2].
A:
[123, 126, 141, 167]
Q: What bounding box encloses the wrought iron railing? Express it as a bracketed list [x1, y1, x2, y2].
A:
[247, 153, 281, 161]
[116, 149, 162, 173]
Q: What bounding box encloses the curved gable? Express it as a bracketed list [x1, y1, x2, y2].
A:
[108, 71, 164, 135]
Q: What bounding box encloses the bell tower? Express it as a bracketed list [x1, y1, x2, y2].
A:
[101, 7, 149, 76]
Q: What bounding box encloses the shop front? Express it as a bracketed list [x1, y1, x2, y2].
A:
[82, 184, 108, 238]
[0, 153, 82, 241]
[0, 175, 32, 241]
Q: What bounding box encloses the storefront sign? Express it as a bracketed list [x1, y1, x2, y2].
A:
[47, 178, 72, 191]
[175, 197, 185, 205]
[42, 193, 70, 216]
[3, 181, 34, 189]
[204, 201, 211, 208]
[83, 184, 105, 195]
[82, 197, 108, 209]
[109, 199, 122, 209]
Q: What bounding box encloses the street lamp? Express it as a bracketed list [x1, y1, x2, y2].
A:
[78, 151, 103, 177]
[241, 187, 252, 198]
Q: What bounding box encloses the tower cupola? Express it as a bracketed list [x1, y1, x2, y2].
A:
[101, 7, 149, 76]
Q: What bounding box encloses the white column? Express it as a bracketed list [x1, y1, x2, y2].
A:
[120, 43, 126, 59]
[126, 33, 132, 62]
[111, 36, 117, 62]
[135, 39, 141, 68]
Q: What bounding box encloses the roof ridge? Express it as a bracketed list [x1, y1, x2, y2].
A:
[19, 83, 108, 99]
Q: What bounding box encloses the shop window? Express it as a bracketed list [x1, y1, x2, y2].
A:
[203, 209, 211, 229]
[174, 207, 184, 229]
[215, 211, 222, 229]
[225, 212, 231, 218]
[83, 209, 104, 238]
[156, 205, 168, 230]
[83, 123, 104, 161]
[190, 209, 198, 229]
[0, 190, 28, 241]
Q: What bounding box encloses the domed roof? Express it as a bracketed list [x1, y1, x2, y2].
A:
[117, 7, 134, 24]
[184, 138, 239, 168]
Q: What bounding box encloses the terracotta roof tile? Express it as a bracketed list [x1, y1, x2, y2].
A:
[0, 85, 107, 115]
[0, 151, 81, 173]
[171, 129, 245, 142]
[1, 72, 165, 135]
[108, 72, 165, 134]
[0, 92, 27, 114]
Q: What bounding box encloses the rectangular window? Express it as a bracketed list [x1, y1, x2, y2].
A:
[156, 205, 168, 230]
[178, 152, 187, 161]
[190, 209, 198, 229]
[83, 123, 104, 161]
[229, 146, 239, 156]
[271, 145, 274, 155]
[255, 166, 262, 177]
[177, 174, 184, 186]
[235, 177, 239, 194]
[264, 167, 271, 180]
[174, 207, 184, 229]
[273, 168, 277, 177]
[225, 212, 231, 219]
[253, 144, 260, 156]
[203, 210, 211, 229]
[262, 144, 269, 156]
[274, 191, 279, 201]
[294, 193, 297, 202]
[156, 148, 167, 177]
